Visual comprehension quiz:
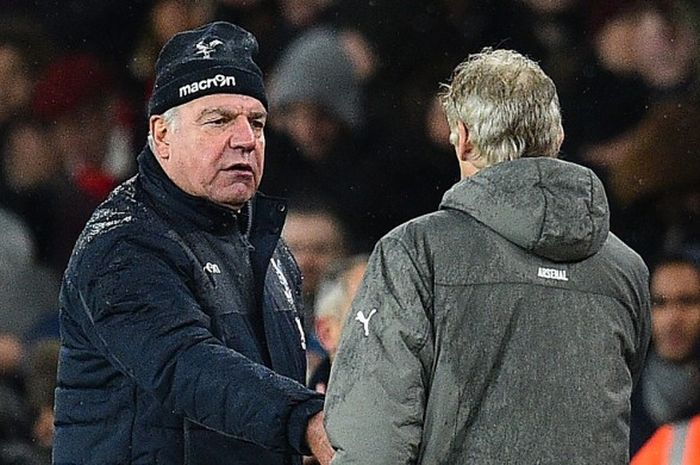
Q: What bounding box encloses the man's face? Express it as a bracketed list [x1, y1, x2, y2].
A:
[651, 262, 700, 363]
[282, 212, 345, 296]
[276, 102, 341, 161]
[154, 93, 267, 209]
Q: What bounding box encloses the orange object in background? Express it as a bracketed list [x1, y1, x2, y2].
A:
[633, 415, 700, 465]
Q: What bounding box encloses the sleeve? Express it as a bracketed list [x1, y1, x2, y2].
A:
[631, 260, 652, 386]
[324, 235, 434, 465]
[68, 234, 323, 454]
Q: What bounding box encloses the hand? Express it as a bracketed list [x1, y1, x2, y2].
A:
[305, 411, 334, 465]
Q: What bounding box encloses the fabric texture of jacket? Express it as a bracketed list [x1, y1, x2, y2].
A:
[53, 147, 324, 465]
[325, 157, 651, 465]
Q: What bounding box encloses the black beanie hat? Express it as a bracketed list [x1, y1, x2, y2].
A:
[148, 21, 267, 116]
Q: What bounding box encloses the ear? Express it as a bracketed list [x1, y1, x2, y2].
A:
[557, 125, 565, 152]
[456, 121, 474, 161]
[314, 317, 335, 354]
[149, 115, 171, 159]
[455, 121, 481, 178]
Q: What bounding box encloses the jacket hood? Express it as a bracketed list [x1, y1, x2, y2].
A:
[440, 157, 610, 262]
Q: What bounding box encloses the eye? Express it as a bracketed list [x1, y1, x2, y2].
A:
[206, 118, 227, 126]
[250, 119, 265, 130]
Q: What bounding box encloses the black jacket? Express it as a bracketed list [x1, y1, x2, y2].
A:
[53, 147, 324, 465]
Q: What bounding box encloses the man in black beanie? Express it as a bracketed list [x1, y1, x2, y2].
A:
[52, 21, 333, 465]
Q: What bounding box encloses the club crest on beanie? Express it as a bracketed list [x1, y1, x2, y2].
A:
[148, 21, 267, 116]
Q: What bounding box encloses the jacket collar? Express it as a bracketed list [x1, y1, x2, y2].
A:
[137, 145, 252, 235]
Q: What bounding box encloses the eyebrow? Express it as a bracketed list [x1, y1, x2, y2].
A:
[196, 107, 268, 122]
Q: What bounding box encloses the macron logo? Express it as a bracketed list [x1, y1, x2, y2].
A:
[179, 74, 236, 98]
[537, 266, 568, 281]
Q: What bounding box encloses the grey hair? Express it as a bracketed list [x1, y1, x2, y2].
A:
[314, 254, 368, 320]
[314, 279, 347, 321]
[440, 48, 563, 168]
[147, 106, 180, 152]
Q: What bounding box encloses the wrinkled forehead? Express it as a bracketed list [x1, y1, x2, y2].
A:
[184, 93, 267, 117]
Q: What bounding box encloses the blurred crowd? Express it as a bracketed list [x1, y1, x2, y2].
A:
[1, 0, 700, 462]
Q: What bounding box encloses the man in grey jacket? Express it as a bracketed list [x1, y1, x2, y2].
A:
[324, 48, 651, 464]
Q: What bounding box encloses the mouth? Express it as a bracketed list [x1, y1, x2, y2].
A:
[222, 163, 254, 179]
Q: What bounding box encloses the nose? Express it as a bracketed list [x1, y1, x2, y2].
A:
[228, 116, 256, 151]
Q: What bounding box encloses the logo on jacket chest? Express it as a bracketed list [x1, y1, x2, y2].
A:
[270, 257, 306, 350]
[270, 258, 295, 308]
[203, 262, 221, 274]
[537, 266, 568, 281]
[355, 309, 377, 337]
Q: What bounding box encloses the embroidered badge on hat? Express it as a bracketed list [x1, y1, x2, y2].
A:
[194, 39, 224, 59]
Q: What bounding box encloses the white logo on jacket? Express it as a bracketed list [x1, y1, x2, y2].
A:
[537, 266, 568, 281]
[355, 309, 377, 337]
[270, 257, 306, 350]
[203, 262, 221, 274]
[270, 258, 295, 308]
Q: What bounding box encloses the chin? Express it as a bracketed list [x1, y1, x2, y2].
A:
[221, 194, 255, 209]
[210, 185, 255, 207]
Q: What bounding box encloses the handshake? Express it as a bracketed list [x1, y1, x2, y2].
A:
[305, 411, 334, 465]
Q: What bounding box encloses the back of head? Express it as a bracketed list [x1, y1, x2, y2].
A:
[440, 48, 563, 167]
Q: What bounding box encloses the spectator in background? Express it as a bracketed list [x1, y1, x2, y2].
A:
[282, 197, 350, 376]
[571, 0, 651, 150]
[0, 118, 76, 272]
[0, 206, 59, 338]
[8, 53, 136, 271]
[0, 38, 34, 148]
[282, 197, 349, 314]
[0, 249, 50, 464]
[265, 26, 365, 160]
[263, 26, 395, 248]
[33, 53, 134, 197]
[310, 255, 367, 393]
[581, 0, 700, 258]
[631, 247, 700, 455]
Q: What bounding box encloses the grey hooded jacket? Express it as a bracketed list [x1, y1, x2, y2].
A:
[325, 157, 651, 465]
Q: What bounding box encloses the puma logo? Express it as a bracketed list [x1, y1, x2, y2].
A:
[355, 309, 377, 337]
